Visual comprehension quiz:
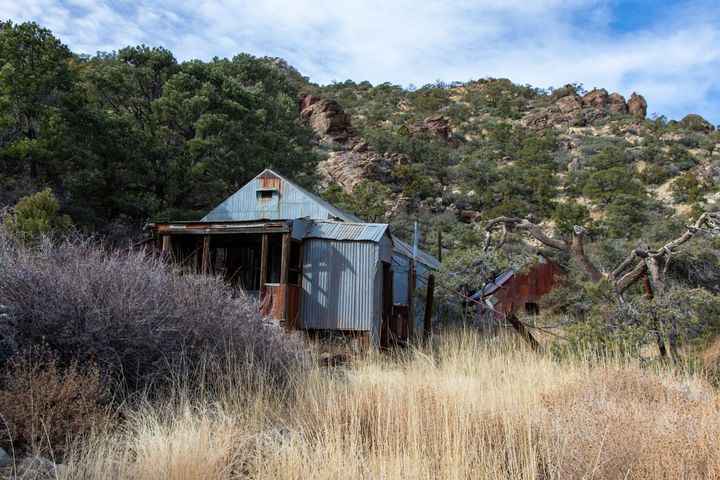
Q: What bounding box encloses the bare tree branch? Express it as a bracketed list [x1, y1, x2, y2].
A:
[570, 226, 604, 282]
[483, 216, 569, 252]
[615, 261, 647, 294]
[482, 212, 720, 296]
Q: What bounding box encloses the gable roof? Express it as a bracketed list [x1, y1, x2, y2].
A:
[202, 169, 363, 222]
[202, 168, 441, 269]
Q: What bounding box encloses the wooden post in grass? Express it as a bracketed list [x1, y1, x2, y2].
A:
[423, 274, 435, 345]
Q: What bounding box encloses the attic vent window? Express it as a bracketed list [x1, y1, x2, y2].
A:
[259, 190, 274, 200]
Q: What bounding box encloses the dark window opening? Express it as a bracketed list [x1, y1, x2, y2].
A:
[288, 240, 302, 285]
[265, 234, 282, 284]
[525, 302, 540, 315]
[258, 190, 274, 200]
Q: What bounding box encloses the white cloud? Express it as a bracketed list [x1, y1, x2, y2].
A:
[2, 0, 719, 123]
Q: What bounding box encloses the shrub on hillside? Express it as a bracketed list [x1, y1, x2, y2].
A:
[3, 188, 71, 240]
[0, 230, 308, 389]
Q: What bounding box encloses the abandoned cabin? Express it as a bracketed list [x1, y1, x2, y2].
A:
[149, 169, 440, 348]
[472, 253, 565, 325]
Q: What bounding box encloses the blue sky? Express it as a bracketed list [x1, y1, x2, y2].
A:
[3, 0, 719, 124]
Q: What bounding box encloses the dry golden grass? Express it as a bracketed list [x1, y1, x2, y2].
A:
[61, 333, 720, 480]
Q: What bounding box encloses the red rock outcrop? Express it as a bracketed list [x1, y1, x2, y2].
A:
[607, 93, 628, 114]
[527, 94, 583, 128]
[300, 95, 355, 143]
[628, 92, 647, 117]
[581, 89, 609, 108]
[409, 114, 461, 147]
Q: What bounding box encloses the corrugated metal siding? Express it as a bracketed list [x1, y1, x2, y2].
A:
[202, 169, 363, 222]
[379, 234, 393, 264]
[392, 256, 410, 305]
[304, 221, 388, 242]
[299, 239, 381, 344]
[391, 255, 431, 305]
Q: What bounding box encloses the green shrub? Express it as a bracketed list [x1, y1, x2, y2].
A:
[553, 200, 592, 238]
[638, 163, 669, 185]
[671, 172, 704, 203]
[3, 188, 71, 239]
[667, 144, 697, 171]
[602, 194, 648, 238]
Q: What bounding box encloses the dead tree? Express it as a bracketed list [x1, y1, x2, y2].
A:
[483, 212, 720, 295]
[482, 212, 720, 357]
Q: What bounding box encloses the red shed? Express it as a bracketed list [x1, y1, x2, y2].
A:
[482, 253, 565, 317]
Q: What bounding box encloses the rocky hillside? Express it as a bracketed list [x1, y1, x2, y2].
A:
[298, 78, 719, 251]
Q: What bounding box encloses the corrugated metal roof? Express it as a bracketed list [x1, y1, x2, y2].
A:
[202, 169, 363, 223]
[268, 170, 364, 222]
[481, 270, 515, 296]
[304, 221, 388, 242]
[391, 235, 442, 270]
[198, 168, 440, 270]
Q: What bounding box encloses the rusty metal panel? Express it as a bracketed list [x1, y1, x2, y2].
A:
[287, 285, 301, 329]
[260, 284, 286, 320]
[202, 169, 363, 222]
[299, 239, 381, 345]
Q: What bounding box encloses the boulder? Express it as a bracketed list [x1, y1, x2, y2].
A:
[581, 88, 609, 108]
[627, 92, 647, 117]
[299, 95, 355, 143]
[461, 210, 482, 222]
[607, 93, 628, 114]
[11, 457, 62, 479]
[351, 140, 369, 153]
[566, 158, 581, 172]
[409, 114, 461, 147]
[527, 94, 583, 128]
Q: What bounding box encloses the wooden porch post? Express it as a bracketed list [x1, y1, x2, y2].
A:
[161, 235, 172, 260]
[408, 265, 415, 340]
[201, 235, 210, 274]
[260, 234, 268, 289]
[423, 274, 435, 345]
[280, 232, 291, 328]
[280, 233, 290, 285]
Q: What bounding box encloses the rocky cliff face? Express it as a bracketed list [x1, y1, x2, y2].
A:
[526, 89, 647, 129]
[300, 95, 355, 143]
[302, 80, 717, 226]
[300, 94, 395, 191]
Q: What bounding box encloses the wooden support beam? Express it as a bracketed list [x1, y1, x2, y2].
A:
[201, 235, 210, 274]
[437, 230, 442, 263]
[280, 232, 291, 327]
[408, 266, 416, 340]
[260, 233, 268, 289]
[423, 274, 435, 345]
[506, 307, 540, 351]
[161, 235, 172, 260]
[280, 233, 290, 285]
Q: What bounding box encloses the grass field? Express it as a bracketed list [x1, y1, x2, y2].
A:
[52, 332, 720, 480]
